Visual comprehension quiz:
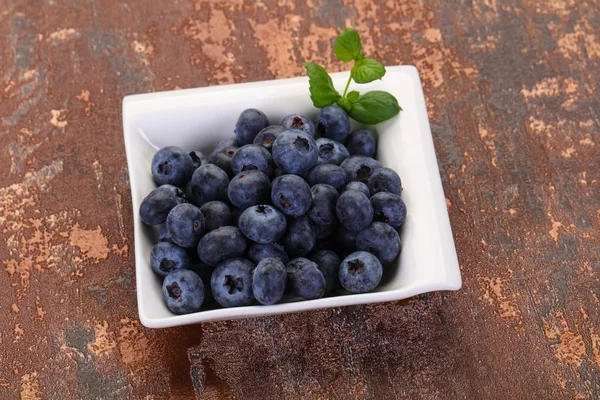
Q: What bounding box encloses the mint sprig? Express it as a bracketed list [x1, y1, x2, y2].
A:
[304, 29, 401, 125]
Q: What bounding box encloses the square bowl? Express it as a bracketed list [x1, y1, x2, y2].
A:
[123, 65, 461, 328]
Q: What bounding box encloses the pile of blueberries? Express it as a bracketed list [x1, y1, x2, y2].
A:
[140, 105, 406, 315]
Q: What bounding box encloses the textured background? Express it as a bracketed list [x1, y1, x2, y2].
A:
[1, 0, 599, 399]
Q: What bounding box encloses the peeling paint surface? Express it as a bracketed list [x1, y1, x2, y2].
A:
[1, 0, 599, 399]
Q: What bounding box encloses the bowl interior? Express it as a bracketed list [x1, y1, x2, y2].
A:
[124, 67, 460, 326]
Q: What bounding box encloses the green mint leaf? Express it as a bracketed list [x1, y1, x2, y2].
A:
[336, 97, 351, 113]
[334, 29, 362, 62]
[351, 58, 386, 84]
[348, 91, 401, 124]
[303, 62, 341, 108]
[347, 91, 360, 103]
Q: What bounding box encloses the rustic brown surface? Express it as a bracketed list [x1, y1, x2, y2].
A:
[1, 0, 599, 398]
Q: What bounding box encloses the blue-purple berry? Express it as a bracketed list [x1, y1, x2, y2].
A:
[281, 114, 315, 137]
[356, 222, 401, 264]
[197, 226, 247, 266]
[211, 257, 255, 307]
[368, 167, 402, 196]
[252, 257, 287, 305]
[271, 174, 312, 217]
[151, 241, 189, 277]
[166, 203, 205, 248]
[286, 258, 326, 300]
[371, 192, 407, 229]
[272, 130, 318, 174]
[162, 269, 204, 314]
[139, 184, 187, 225]
[339, 251, 382, 293]
[151, 146, 194, 187]
[238, 204, 287, 244]
[336, 190, 373, 231]
[227, 170, 271, 209]
[316, 105, 350, 142]
[346, 128, 377, 157]
[235, 109, 269, 145]
[315, 138, 349, 166]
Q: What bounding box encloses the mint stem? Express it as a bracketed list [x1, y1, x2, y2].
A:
[342, 73, 352, 97]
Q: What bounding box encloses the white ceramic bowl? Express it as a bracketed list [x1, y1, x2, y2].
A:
[123, 66, 461, 328]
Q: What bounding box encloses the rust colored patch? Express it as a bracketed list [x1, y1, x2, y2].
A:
[49, 109, 67, 129]
[543, 312, 587, 366]
[479, 277, 523, 328]
[76, 89, 90, 102]
[14, 324, 24, 343]
[547, 212, 565, 243]
[118, 318, 149, 365]
[88, 321, 117, 356]
[68, 223, 110, 262]
[591, 329, 600, 368]
[20, 372, 41, 400]
[46, 28, 77, 42]
[252, 18, 300, 78]
[182, 6, 236, 83]
[35, 296, 46, 320]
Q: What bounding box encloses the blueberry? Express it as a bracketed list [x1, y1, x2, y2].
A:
[339, 251, 382, 293]
[316, 104, 350, 142]
[188, 164, 229, 205]
[189, 150, 207, 170]
[214, 137, 239, 152]
[211, 257, 255, 307]
[307, 184, 339, 226]
[162, 269, 204, 314]
[356, 222, 401, 264]
[313, 222, 336, 239]
[286, 258, 326, 299]
[208, 145, 239, 178]
[254, 125, 286, 150]
[281, 114, 316, 137]
[340, 155, 382, 183]
[166, 203, 205, 248]
[158, 224, 173, 243]
[336, 190, 373, 231]
[334, 225, 359, 249]
[346, 128, 377, 157]
[272, 130, 318, 174]
[231, 144, 274, 178]
[227, 170, 271, 209]
[248, 242, 289, 264]
[139, 184, 186, 225]
[310, 250, 340, 295]
[305, 164, 346, 191]
[315, 138, 350, 166]
[371, 192, 407, 229]
[271, 174, 312, 217]
[368, 167, 402, 196]
[238, 205, 287, 244]
[197, 226, 247, 266]
[151, 242, 189, 277]
[283, 216, 316, 257]
[342, 181, 370, 198]
[151, 146, 194, 187]
[235, 108, 269, 145]
[200, 201, 232, 232]
[252, 257, 287, 305]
